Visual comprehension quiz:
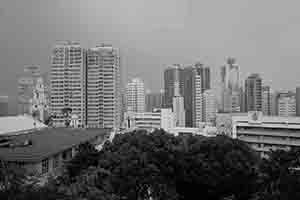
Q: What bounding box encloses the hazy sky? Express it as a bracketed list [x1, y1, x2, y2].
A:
[1, 0, 300, 113]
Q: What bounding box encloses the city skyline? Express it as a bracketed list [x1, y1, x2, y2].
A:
[2, 0, 300, 114]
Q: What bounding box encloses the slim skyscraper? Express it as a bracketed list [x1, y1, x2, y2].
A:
[193, 68, 203, 127]
[163, 64, 184, 108]
[126, 78, 145, 113]
[194, 62, 210, 93]
[172, 82, 185, 127]
[245, 73, 262, 112]
[220, 58, 240, 112]
[50, 41, 86, 127]
[262, 86, 271, 116]
[86, 44, 121, 129]
[203, 89, 217, 123]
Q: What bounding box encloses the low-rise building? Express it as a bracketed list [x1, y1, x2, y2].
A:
[124, 108, 175, 132]
[168, 126, 217, 137]
[0, 128, 109, 176]
[232, 111, 300, 157]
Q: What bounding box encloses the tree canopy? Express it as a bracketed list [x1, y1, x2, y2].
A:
[2, 129, 300, 200]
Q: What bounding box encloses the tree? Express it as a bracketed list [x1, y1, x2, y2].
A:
[256, 148, 300, 200]
[174, 135, 260, 200]
[65, 142, 100, 180]
[60, 130, 260, 200]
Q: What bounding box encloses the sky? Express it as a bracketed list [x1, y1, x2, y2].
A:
[1, 0, 300, 114]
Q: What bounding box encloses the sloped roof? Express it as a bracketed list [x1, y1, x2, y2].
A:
[0, 115, 47, 136]
[0, 128, 110, 163]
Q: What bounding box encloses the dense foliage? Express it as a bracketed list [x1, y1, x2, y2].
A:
[1, 129, 300, 200]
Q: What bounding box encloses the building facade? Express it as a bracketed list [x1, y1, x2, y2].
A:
[203, 89, 217, 123]
[145, 90, 163, 112]
[124, 108, 175, 132]
[163, 64, 184, 108]
[220, 58, 240, 113]
[245, 73, 262, 112]
[262, 86, 271, 116]
[50, 41, 86, 127]
[86, 45, 121, 129]
[126, 78, 145, 113]
[172, 82, 185, 127]
[232, 111, 300, 157]
[278, 94, 296, 117]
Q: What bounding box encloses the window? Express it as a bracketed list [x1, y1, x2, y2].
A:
[53, 154, 60, 169]
[42, 159, 49, 174]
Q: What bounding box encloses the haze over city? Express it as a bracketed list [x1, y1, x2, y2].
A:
[1, 0, 300, 114]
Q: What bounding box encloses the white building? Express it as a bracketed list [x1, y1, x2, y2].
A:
[232, 111, 300, 157]
[168, 126, 217, 137]
[124, 108, 175, 132]
[50, 41, 86, 127]
[203, 89, 217, 123]
[86, 45, 121, 129]
[126, 78, 145, 113]
[172, 81, 185, 127]
[193, 73, 203, 127]
[278, 95, 296, 117]
[30, 77, 49, 122]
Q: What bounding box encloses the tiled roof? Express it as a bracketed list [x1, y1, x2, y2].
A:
[0, 128, 110, 163]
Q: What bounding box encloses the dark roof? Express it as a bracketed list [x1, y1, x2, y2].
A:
[0, 128, 110, 163]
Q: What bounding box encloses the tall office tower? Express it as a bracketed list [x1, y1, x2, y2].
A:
[50, 41, 86, 127]
[126, 78, 145, 113]
[0, 96, 9, 116]
[163, 64, 184, 108]
[262, 86, 271, 116]
[296, 87, 300, 116]
[172, 82, 185, 127]
[278, 93, 296, 117]
[245, 73, 262, 111]
[182, 67, 194, 127]
[220, 58, 240, 112]
[18, 65, 41, 115]
[194, 62, 210, 92]
[145, 90, 163, 112]
[193, 69, 203, 127]
[86, 45, 121, 129]
[203, 89, 217, 123]
[181, 64, 210, 127]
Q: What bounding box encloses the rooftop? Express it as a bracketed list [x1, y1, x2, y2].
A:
[0, 115, 47, 136]
[0, 128, 110, 163]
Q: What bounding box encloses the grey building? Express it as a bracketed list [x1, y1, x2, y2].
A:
[245, 73, 262, 111]
[145, 90, 163, 112]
